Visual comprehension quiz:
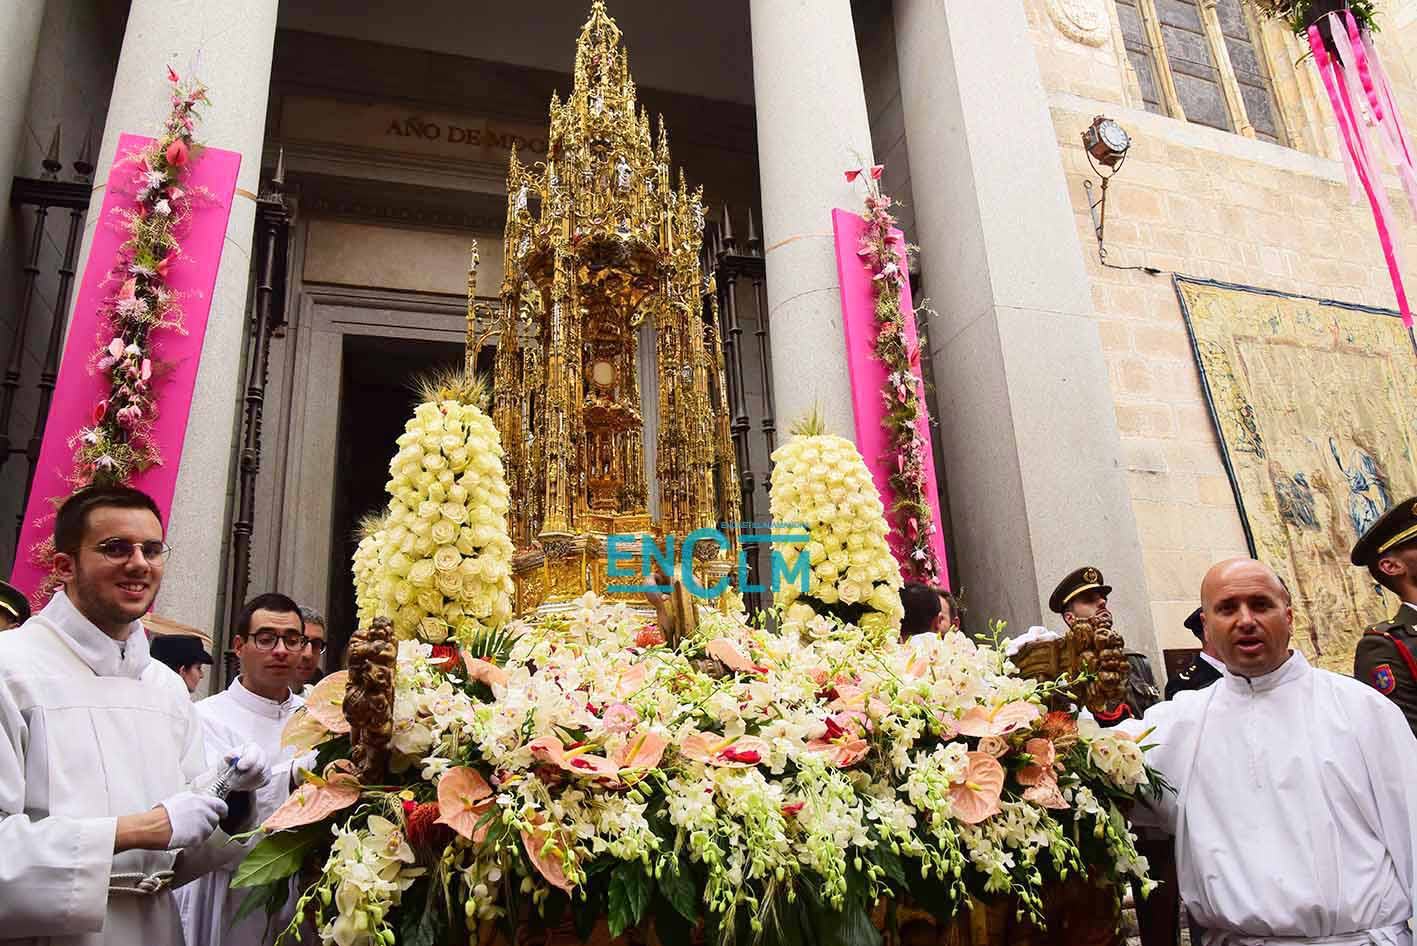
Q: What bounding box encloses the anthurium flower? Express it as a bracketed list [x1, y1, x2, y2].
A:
[955, 700, 1039, 738]
[303, 669, 352, 734]
[680, 732, 769, 767]
[521, 817, 575, 892]
[806, 735, 870, 768]
[435, 766, 494, 841]
[948, 751, 1004, 824]
[613, 730, 667, 773]
[706, 637, 756, 673]
[263, 761, 360, 831]
[527, 735, 619, 779]
[1016, 737, 1069, 809]
[464, 655, 508, 689]
[281, 706, 336, 752]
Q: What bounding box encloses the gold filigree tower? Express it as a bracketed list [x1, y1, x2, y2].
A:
[487, 2, 740, 613]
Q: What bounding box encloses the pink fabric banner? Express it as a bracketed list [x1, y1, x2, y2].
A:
[10, 134, 241, 600]
[831, 208, 950, 588]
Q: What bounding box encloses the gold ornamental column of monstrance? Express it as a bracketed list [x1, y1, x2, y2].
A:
[483, 2, 741, 615]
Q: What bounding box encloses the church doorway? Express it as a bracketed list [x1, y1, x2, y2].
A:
[323, 334, 495, 667]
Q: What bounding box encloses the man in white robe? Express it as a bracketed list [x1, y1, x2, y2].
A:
[1120, 558, 1417, 946]
[177, 592, 311, 946]
[0, 485, 268, 946]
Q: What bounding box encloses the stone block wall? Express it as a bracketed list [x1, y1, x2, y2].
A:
[1023, 0, 1417, 649]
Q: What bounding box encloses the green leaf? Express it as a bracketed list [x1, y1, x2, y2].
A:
[397, 879, 444, 946]
[230, 882, 281, 929]
[232, 824, 325, 888]
[656, 858, 699, 924]
[871, 844, 908, 890]
[607, 861, 652, 938]
[801, 884, 880, 946]
[651, 893, 694, 946]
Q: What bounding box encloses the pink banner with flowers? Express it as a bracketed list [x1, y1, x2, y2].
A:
[10, 133, 240, 599]
[832, 208, 949, 587]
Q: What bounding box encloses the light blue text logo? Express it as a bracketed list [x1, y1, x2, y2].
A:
[606, 525, 812, 599]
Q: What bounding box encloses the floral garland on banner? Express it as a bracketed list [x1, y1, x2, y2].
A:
[846, 163, 942, 582]
[27, 67, 209, 598]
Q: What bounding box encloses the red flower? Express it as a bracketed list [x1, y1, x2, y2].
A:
[166, 65, 179, 84]
[165, 139, 189, 167]
[405, 801, 451, 849]
[635, 627, 665, 648]
[719, 746, 761, 765]
[92, 400, 108, 424]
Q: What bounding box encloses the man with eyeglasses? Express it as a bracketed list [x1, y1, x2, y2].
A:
[0, 485, 269, 945]
[295, 605, 327, 689]
[177, 592, 311, 946]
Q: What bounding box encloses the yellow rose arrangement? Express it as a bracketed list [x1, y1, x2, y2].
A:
[361, 373, 515, 643]
[769, 416, 904, 638]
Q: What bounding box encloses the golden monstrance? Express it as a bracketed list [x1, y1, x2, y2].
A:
[478, 2, 740, 615]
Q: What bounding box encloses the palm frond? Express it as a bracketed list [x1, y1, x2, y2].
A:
[788, 404, 828, 438]
[412, 367, 489, 410]
[461, 624, 518, 664]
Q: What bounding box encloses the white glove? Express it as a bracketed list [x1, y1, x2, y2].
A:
[223, 742, 271, 793]
[160, 792, 228, 849]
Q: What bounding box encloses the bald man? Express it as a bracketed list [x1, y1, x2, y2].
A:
[1118, 558, 1417, 945]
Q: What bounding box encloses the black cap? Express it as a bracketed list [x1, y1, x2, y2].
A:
[150, 634, 214, 669]
[1183, 607, 1204, 641]
[0, 580, 30, 626]
[1048, 566, 1112, 614]
[1351, 497, 1417, 567]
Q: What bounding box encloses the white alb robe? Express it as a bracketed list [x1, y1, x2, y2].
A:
[176, 678, 303, 946]
[0, 591, 240, 946]
[1119, 651, 1417, 945]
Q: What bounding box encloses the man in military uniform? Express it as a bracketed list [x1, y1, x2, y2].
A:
[1350, 497, 1417, 736]
[1051, 566, 1174, 946]
[0, 579, 29, 631]
[1164, 607, 1223, 700]
[1049, 566, 1161, 724]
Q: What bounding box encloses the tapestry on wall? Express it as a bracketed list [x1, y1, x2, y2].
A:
[1177, 276, 1417, 673]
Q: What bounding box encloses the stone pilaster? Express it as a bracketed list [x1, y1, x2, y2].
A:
[893, 0, 1161, 669]
[70, 0, 279, 637]
[748, 0, 874, 439]
[0, 0, 47, 250]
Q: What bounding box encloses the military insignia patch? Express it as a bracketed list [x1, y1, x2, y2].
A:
[1372, 663, 1397, 695]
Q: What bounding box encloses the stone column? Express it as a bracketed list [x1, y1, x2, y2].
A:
[0, 0, 47, 245]
[70, 0, 279, 637]
[893, 0, 1161, 667]
[749, 0, 874, 440]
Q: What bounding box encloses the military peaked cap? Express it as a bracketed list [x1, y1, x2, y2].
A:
[1351, 497, 1417, 566]
[1048, 565, 1112, 614]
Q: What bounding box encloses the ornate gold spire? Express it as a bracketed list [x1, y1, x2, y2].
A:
[485, 1, 739, 613]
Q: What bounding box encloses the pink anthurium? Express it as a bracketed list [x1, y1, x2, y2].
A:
[680, 732, 770, 768]
[262, 761, 360, 831]
[522, 817, 575, 892]
[303, 670, 352, 734]
[955, 701, 1039, 738]
[436, 766, 495, 841]
[948, 751, 1004, 824]
[706, 638, 756, 673]
[464, 655, 509, 689]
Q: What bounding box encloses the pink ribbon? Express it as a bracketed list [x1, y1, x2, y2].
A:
[1311, 17, 1412, 328]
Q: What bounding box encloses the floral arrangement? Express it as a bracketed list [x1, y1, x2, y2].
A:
[23, 67, 208, 601]
[359, 373, 516, 643]
[236, 596, 1163, 946]
[768, 417, 905, 639]
[1245, 0, 1378, 37]
[845, 164, 942, 584]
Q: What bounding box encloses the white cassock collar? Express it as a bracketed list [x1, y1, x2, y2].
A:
[227, 676, 299, 719]
[1219, 648, 1309, 694]
[37, 588, 151, 679]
